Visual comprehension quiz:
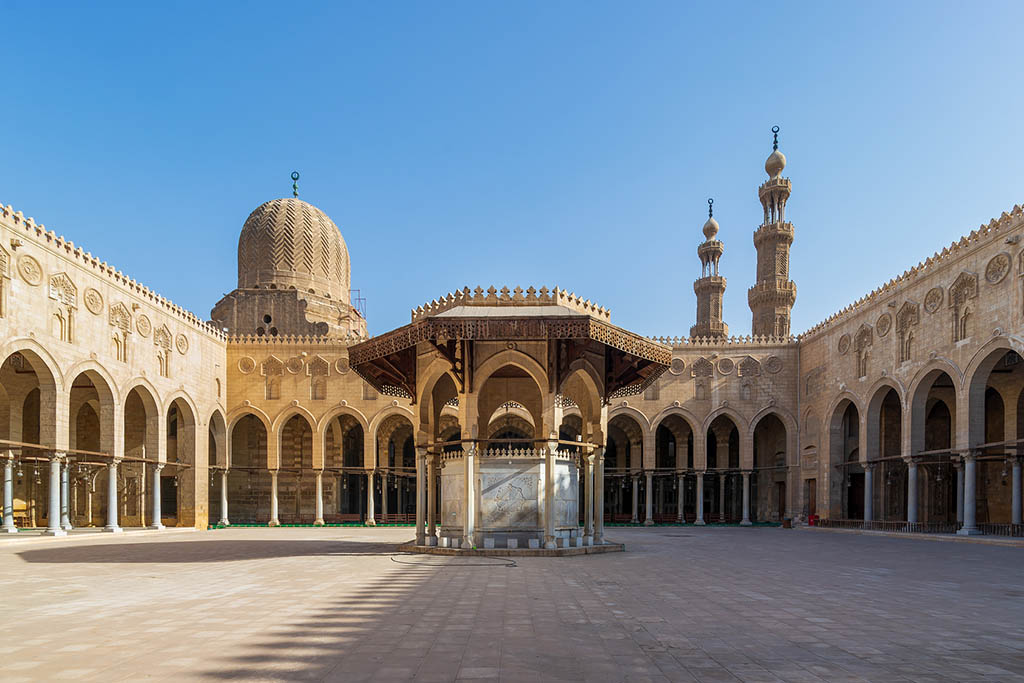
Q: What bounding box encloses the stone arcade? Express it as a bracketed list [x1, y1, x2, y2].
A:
[2, 129, 1024, 541]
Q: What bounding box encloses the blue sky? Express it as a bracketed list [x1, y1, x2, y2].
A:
[2, 1, 1022, 337]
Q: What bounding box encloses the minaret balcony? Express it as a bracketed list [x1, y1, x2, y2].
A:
[747, 279, 797, 307]
[758, 177, 792, 196]
[753, 222, 795, 247]
[693, 276, 727, 294]
[689, 321, 729, 339]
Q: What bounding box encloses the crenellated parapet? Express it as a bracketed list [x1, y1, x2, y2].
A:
[800, 201, 1024, 339]
[649, 334, 797, 348]
[0, 202, 225, 340]
[226, 331, 368, 346]
[412, 286, 611, 322]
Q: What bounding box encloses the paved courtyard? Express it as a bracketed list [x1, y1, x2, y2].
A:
[1, 527, 1023, 682]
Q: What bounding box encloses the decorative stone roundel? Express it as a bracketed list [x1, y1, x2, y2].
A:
[335, 358, 351, 374]
[837, 334, 851, 355]
[765, 356, 783, 374]
[985, 252, 1011, 284]
[669, 358, 685, 375]
[876, 313, 892, 337]
[286, 357, 304, 374]
[924, 287, 944, 313]
[238, 356, 256, 374]
[17, 255, 42, 285]
[84, 288, 104, 315]
[717, 358, 735, 375]
[136, 314, 152, 337]
[175, 334, 189, 355]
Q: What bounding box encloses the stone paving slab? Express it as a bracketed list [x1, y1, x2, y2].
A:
[1, 526, 1023, 682]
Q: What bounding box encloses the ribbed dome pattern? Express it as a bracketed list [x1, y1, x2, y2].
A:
[237, 198, 349, 302]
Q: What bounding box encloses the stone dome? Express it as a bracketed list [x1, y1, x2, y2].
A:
[765, 148, 787, 179]
[702, 216, 720, 240]
[237, 198, 350, 302]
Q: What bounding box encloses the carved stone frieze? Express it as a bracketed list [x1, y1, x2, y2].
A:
[985, 252, 1011, 284]
[876, 313, 892, 337]
[83, 287, 103, 315]
[17, 255, 42, 286]
[924, 287, 944, 313]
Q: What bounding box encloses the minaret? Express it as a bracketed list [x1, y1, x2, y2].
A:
[748, 126, 797, 337]
[691, 198, 729, 339]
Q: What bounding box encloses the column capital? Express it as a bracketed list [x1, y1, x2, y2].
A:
[154, 462, 165, 473]
[952, 457, 963, 470]
[741, 469, 752, 476]
[902, 456, 918, 466]
[863, 461, 876, 471]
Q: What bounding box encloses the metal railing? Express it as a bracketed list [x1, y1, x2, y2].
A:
[817, 519, 960, 534]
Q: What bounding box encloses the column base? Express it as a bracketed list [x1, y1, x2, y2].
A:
[2, 526, 18, 534]
[630, 518, 639, 524]
[61, 522, 73, 531]
[426, 536, 437, 546]
[643, 519, 654, 526]
[313, 519, 325, 527]
[694, 519, 706, 526]
[365, 519, 376, 527]
[463, 537, 475, 549]
[268, 520, 280, 527]
[543, 540, 557, 550]
[149, 523, 165, 530]
[103, 526, 122, 534]
[583, 535, 593, 546]
[740, 520, 752, 526]
[957, 527, 983, 536]
[218, 519, 230, 527]
[43, 528, 67, 536]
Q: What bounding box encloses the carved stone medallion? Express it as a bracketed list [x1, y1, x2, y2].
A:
[238, 356, 256, 374]
[765, 355, 783, 374]
[175, 333, 189, 355]
[669, 357, 685, 375]
[17, 255, 42, 285]
[838, 334, 851, 355]
[335, 357, 351, 374]
[985, 252, 1011, 284]
[136, 314, 152, 338]
[876, 313, 892, 337]
[84, 287, 104, 315]
[924, 287, 944, 313]
[717, 358, 735, 375]
[286, 357, 304, 374]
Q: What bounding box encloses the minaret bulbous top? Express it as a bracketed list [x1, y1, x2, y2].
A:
[765, 149, 787, 179]
[765, 126, 786, 178]
[702, 216, 719, 240]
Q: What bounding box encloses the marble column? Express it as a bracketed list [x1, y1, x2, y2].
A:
[426, 455, 437, 544]
[630, 473, 639, 524]
[415, 448, 426, 545]
[957, 452, 980, 535]
[906, 459, 919, 525]
[863, 463, 874, 524]
[60, 460, 72, 530]
[695, 472, 705, 525]
[150, 464, 165, 529]
[677, 472, 686, 523]
[718, 472, 726, 522]
[954, 459, 964, 524]
[365, 471, 376, 526]
[103, 461, 121, 533]
[644, 470, 654, 525]
[2, 456, 16, 533]
[582, 452, 594, 545]
[465, 447, 478, 549]
[269, 470, 280, 526]
[314, 470, 325, 526]
[594, 448, 605, 545]
[219, 470, 230, 526]
[741, 470, 752, 526]
[44, 456, 67, 536]
[381, 473, 389, 519]
[1012, 458, 1022, 526]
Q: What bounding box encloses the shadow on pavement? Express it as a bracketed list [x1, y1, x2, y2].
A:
[16, 539, 406, 563]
